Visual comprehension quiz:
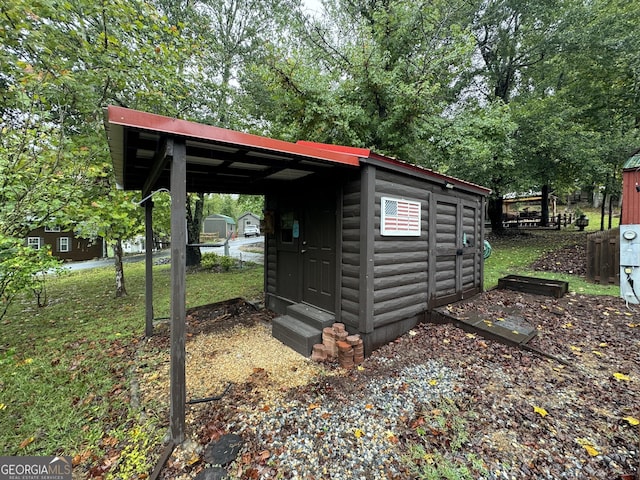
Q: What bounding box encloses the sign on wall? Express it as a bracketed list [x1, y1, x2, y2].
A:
[381, 196, 421, 236]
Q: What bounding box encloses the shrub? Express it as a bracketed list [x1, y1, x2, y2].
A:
[200, 252, 221, 270]
[200, 252, 237, 271]
[220, 255, 235, 272]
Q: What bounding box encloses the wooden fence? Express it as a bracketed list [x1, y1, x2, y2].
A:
[501, 213, 575, 229]
[586, 228, 619, 285]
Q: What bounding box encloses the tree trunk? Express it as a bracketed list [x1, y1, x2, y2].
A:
[113, 239, 127, 297]
[186, 192, 205, 267]
[540, 184, 549, 227]
[608, 194, 614, 230]
[488, 195, 504, 232]
[600, 191, 606, 231]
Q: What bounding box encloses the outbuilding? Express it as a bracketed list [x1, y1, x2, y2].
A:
[105, 106, 490, 441]
[202, 214, 236, 239]
[237, 212, 261, 236]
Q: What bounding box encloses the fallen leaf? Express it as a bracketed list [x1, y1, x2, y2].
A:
[583, 444, 600, 457]
[591, 351, 603, 357]
[354, 428, 365, 438]
[613, 372, 630, 382]
[365, 403, 374, 410]
[570, 345, 582, 352]
[72, 450, 92, 466]
[19, 437, 35, 449]
[533, 406, 548, 417]
[577, 439, 600, 457]
[429, 379, 438, 386]
[623, 416, 639, 426]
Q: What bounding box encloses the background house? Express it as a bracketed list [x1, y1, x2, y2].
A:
[237, 212, 261, 236]
[26, 227, 104, 261]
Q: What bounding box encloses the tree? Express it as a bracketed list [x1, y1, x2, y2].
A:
[246, 0, 475, 161]
[76, 190, 145, 297]
[186, 193, 205, 267]
[1, 0, 200, 296]
[0, 235, 61, 321]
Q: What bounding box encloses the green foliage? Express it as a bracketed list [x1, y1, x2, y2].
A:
[248, 0, 475, 161]
[0, 234, 61, 321]
[404, 398, 488, 479]
[201, 252, 223, 269]
[201, 252, 238, 271]
[106, 422, 163, 479]
[220, 255, 236, 272]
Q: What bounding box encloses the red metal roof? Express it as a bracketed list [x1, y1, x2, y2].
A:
[106, 106, 489, 196]
[297, 140, 491, 196]
[106, 106, 360, 193]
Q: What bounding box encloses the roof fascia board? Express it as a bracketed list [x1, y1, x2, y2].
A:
[107, 105, 359, 168]
[360, 156, 491, 196]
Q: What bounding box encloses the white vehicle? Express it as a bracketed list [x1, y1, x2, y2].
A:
[244, 225, 260, 237]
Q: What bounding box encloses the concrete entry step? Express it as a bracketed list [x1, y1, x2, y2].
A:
[272, 315, 323, 357]
[286, 303, 335, 330]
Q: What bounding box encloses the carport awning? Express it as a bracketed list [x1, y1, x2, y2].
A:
[105, 106, 360, 195]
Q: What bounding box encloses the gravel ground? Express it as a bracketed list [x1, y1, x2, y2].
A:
[147, 288, 639, 480]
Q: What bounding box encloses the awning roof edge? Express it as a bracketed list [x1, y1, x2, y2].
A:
[107, 105, 359, 164]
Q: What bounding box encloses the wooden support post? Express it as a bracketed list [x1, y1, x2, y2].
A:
[169, 139, 186, 444]
[145, 199, 154, 338]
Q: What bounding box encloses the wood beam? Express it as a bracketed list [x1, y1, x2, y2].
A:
[169, 139, 186, 443]
[142, 137, 173, 198]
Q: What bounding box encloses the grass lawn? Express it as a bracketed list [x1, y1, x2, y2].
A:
[0, 260, 264, 473]
[484, 207, 619, 296]
[0, 216, 621, 474]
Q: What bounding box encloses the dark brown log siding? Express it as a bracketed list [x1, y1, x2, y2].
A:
[340, 179, 362, 329]
[372, 171, 430, 328]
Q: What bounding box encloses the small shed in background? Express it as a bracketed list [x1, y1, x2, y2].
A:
[237, 212, 261, 236]
[619, 149, 640, 303]
[621, 150, 640, 225]
[203, 214, 236, 239]
[502, 191, 557, 222]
